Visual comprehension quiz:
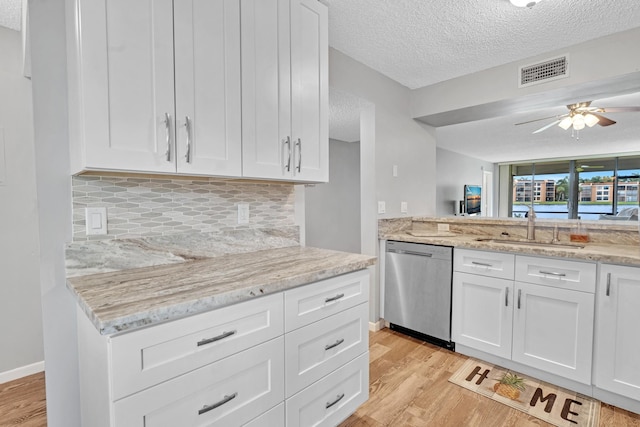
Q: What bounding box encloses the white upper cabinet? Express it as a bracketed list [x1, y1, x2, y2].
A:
[174, 0, 243, 176]
[68, 0, 327, 181]
[68, 0, 177, 174]
[241, 0, 328, 182]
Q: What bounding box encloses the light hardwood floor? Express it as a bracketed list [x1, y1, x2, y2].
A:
[340, 329, 640, 426]
[1, 330, 639, 427]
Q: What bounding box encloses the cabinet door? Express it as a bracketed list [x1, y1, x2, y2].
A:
[290, 0, 328, 182]
[512, 281, 594, 384]
[76, 0, 176, 173]
[241, 0, 292, 180]
[174, 0, 242, 177]
[452, 272, 513, 359]
[595, 265, 640, 400]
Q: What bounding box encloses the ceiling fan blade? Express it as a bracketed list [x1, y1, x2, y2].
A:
[592, 113, 616, 127]
[532, 119, 561, 134]
[599, 106, 640, 113]
[515, 114, 565, 126]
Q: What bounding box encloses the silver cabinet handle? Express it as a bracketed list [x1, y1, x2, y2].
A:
[505, 287, 509, 307]
[282, 136, 291, 172]
[325, 293, 345, 303]
[326, 393, 345, 409]
[388, 249, 433, 257]
[295, 138, 302, 172]
[184, 116, 192, 163]
[517, 289, 522, 310]
[539, 270, 566, 277]
[164, 113, 172, 162]
[606, 272, 611, 296]
[471, 261, 493, 267]
[198, 392, 237, 415]
[197, 330, 236, 347]
[325, 338, 345, 351]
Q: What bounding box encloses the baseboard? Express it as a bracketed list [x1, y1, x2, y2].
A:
[0, 361, 45, 384]
[369, 319, 385, 332]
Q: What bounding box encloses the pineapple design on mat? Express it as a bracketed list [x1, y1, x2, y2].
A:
[493, 372, 526, 401]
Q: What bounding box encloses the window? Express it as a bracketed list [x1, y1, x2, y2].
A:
[504, 155, 640, 219]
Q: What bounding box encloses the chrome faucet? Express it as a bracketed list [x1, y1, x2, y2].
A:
[527, 207, 536, 240]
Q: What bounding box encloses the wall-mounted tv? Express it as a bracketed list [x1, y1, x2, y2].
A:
[464, 185, 482, 216]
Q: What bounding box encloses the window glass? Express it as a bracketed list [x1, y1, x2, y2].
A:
[510, 161, 570, 219]
[576, 159, 616, 220]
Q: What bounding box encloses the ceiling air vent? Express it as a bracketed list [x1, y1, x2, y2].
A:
[518, 54, 569, 88]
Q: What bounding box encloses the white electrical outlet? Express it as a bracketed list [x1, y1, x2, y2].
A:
[86, 207, 107, 235]
[237, 204, 250, 224]
[437, 223, 450, 232]
[400, 202, 408, 213]
[392, 165, 398, 177]
[378, 201, 386, 214]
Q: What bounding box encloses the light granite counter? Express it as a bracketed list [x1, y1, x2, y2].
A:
[379, 217, 640, 266]
[67, 246, 376, 335]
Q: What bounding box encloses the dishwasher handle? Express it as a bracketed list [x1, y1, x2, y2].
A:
[387, 249, 433, 257]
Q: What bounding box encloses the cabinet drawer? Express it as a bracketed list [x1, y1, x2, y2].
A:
[286, 352, 369, 427]
[110, 293, 283, 400]
[515, 255, 596, 293]
[454, 249, 515, 280]
[113, 337, 284, 427]
[244, 403, 284, 427]
[285, 302, 368, 397]
[285, 270, 369, 332]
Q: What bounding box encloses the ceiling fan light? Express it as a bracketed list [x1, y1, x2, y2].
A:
[584, 113, 599, 127]
[572, 114, 586, 131]
[509, 0, 540, 7]
[558, 117, 573, 130]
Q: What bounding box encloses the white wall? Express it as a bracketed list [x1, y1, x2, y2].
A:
[30, 0, 81, 425]
[329, 48, 436, 322]
[435, 147, 495, 217]
[306, 140, 361, 253]
[0, 26, 44, 379]
[411, 27, 640, 119]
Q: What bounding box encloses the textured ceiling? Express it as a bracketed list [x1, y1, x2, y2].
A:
[329, 88, 372, 143]
[0, 0, 21, 31]
[322, 0, 640, 90]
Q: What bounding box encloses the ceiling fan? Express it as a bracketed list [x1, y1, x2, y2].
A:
[515, 101, 640, 134]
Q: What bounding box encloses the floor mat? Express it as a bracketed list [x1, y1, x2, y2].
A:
[449, 358, 600, 427]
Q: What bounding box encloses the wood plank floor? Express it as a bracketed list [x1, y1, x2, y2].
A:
[1, 330, 639, 427]
[340, 329, 640, 427]
[0, 373, 46, 427]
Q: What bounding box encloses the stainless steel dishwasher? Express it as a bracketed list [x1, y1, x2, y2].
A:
[384, 241, 454, 350]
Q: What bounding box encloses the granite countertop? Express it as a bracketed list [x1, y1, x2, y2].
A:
[67, 246, 376, 335]
[380, 230, 640, 266]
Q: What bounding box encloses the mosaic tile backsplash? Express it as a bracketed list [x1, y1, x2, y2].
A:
[72, 176, 295, 241]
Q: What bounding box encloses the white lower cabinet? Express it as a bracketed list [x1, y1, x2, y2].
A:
[77, 270, 370, 427]
[452, 272, 513, 359]
[285, 352, 369, 427]
[595, 264, 640, 401]
[512, 281, 594, 384]
[113, 337, 284, 426]
[452, 249, 596, 386]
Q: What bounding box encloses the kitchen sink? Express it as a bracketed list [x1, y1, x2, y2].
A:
[475, 237, 585, 249]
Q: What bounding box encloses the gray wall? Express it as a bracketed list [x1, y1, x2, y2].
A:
[0, 26, 44, 377]
[435, 147, 495, 217]
[30, 0, 81, 424]
[306, 140, 361, 253]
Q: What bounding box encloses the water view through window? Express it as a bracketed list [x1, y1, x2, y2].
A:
[511, 156, 640, 220]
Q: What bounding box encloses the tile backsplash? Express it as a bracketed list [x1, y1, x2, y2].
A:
[72, 176, 295, 241]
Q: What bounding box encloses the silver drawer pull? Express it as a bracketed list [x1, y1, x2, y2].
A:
[517, 289, 522, 310]
[539, 270, 566, 277]
[471, 261, 493, 267]
[326, 393, 345, 409]
[164, 112, 172, 162]
[325, 338, 345, 351]
[197, 330, 236, 347]
[606, 272, 611, 296]
[184, 116, 192, 163]
[198, 392, 237, 415]
[325, 293, 345, 303]
[505, 287, 509, 307]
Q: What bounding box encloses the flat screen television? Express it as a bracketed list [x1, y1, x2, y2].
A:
[464, 185, 482, 216]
